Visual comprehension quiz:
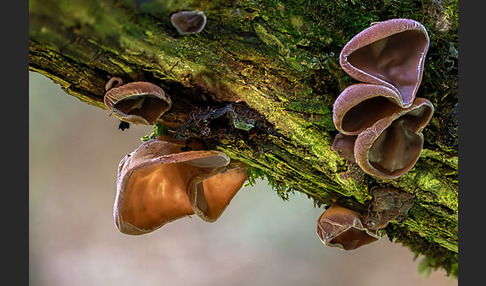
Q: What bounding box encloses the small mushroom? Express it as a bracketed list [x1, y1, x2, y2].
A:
[353, 97, 434, 179]
[113, 136, 247, 235]
[317, 203, 380, 250]
[339, 19, 429, 108]
[170, 11, 207, 35]
[330, 133, 357, 163]
[104, 77, 172, 125]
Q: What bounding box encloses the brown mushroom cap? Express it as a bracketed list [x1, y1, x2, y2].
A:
[333, 84, 405, 136]
[170, 11, 207, 35]
[330, 133, 357, 163]
[104, 78, 172, 125]
[317, 203, 380, 250]
[188, 161, 249, 222]
[339, 18, 429, 108]
[332, 83, 434, 179]
[114, 136, 231, 235]
[354, 97, 434, 179]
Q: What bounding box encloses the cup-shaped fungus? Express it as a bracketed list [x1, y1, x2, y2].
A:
[188, 161, 248, 222]
[114, 136, 247, 235]
[333, 84, 406, 135]
[332, 84, 434, 179]
[104, 77, 172, 125]
[330, 133, 357, 163]
[353, 97, 434, 179]
[317, 203, 380, 250]
[339, 18, 429, 108]
[170, 11, 207, 35]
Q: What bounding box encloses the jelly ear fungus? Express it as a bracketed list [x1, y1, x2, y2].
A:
[113, 136, 248, 235]
[104, 77, 172, 125]
[339, 18, 429, 108]
[316, 203, 380, 250]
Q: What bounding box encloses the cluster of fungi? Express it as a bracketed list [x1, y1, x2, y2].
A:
[320, 18, 433, 249]
[331, 18, 434, 180]
[103, 16, 432, 251]
[102, 11, 253, 235]
[104, 75, 249, 235]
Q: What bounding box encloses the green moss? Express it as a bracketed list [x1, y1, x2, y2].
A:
[31, 0, 458, 276]
[413, 171, 457, 212]
[283, 102, 334, 130]
[253, 23, 286, 53]
[386, 223, 458, 278]
[28, 55, 105, 109]
[141, 123, 174, 141]
[405, 209, 457, 253]
[417, 254, 458, 279]
[421, 149, 458, 170]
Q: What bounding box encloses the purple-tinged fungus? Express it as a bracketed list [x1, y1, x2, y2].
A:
[170, 11, 207, 35]
[317, 203, 380, 250]
[113, 135, 247, 235]
[364, 186, 415, 230]
[353, 97, 434, 180]
[104, 77, 172, 125]
[333, 84, 405, 136]
[332, 84, 434, 179]
[330, 133, 357, 163]
[339, 18, 429, 108]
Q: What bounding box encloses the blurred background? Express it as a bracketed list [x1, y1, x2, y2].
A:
[29, 71, 456, 286]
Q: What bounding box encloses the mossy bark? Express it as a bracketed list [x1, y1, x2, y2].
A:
[29, 0, 458, 277]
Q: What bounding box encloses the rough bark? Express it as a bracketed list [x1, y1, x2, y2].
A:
[29, 0, 458, 276]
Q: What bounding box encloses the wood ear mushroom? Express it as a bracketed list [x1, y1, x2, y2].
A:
[114, 136, 248, 235]
[316, 188, 415, 250]
[339, 18, 429, 108]
[332, 19, 433, 179]
[104, 77, 172, 125]
[317, 203, 380, 250]
[170, 11, 207, 35]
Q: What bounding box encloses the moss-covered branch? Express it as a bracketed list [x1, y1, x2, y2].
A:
[29, 0, 458, 276]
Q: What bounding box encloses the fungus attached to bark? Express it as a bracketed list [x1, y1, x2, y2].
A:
[353, 97, 434, 179]
[170, 11, 207, 35]
[330, 133, 357, 163]
[104, 77, 172, 125]
[333, 84, 406, 135]
[332, 84, 434, 179]
[340, 18, 429, 107]
[317, 203, 380, 250]
[364, 186, 415, 230]
[113, 136, 247, 235]
[188, 161, 248, 222]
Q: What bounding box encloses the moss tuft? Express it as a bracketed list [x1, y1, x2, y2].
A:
[141, 122, 174, 141]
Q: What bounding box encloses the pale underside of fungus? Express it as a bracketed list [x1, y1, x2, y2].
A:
[114, 136, 248, 235]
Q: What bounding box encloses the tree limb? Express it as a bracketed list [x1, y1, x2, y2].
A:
[29, 0, 458, 276]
